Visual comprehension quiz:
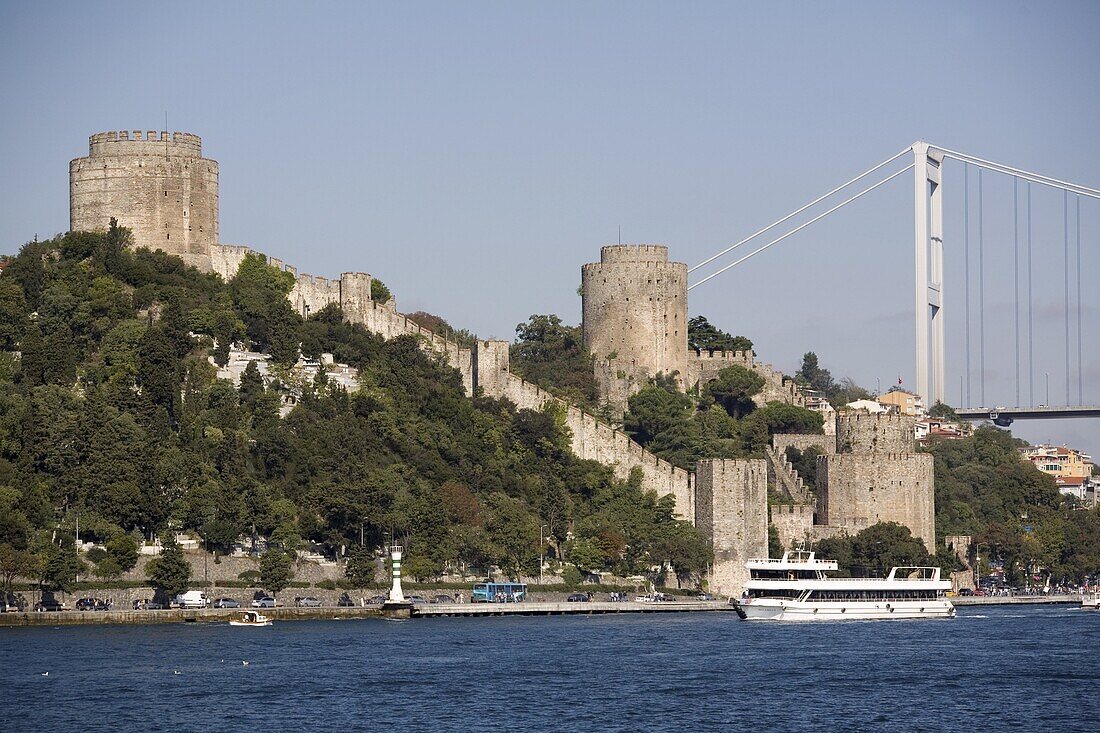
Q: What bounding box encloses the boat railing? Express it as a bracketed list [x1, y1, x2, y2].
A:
[886, 566, 940, 581]
[747, 557, 835, 566]
[750, 576, 944, 583]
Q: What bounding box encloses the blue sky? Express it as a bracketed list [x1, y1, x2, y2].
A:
[1, 1, 1098, 453]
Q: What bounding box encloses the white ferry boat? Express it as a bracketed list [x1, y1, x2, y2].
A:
[736, 548, 955, 621]
[1080, 594, 1100, 610]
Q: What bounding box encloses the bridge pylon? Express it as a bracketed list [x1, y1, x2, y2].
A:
[914, 142, 945, 407]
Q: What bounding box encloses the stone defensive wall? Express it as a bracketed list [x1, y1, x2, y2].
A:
[686, 349, 807, 408]
[835, 410, 916, 454]
[815, 452, 935, 551]
[771, 433, 837, 455]
[211, 244, 473, 394]
[495, 368, 694, 520]
[208, 249, 687, 510]
[769, 503, 815, 551]
[695, 459, 768, 596]
[765, 446, 812, 504]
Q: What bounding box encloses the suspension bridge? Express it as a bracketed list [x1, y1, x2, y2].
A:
[688, 141, 1098, 426]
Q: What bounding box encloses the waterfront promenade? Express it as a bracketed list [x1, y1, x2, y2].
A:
[1, 595, 1082, 627]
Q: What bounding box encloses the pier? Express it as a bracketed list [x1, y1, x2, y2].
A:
[413, 600, 733, 617]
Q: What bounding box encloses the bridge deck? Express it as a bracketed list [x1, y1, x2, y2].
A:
[956, 406, 1100, 422]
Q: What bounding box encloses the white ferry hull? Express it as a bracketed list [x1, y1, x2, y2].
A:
[742, 599, 955, 621]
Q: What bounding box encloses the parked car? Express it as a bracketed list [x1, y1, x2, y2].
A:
[132, 599, 165, 610]
[174, 591, 210, 609]
[407, 595, 427, 605]
[1, 596, 26, 612]
[337, 593, 355, 607]
[251, 596, 277, 609]
[76, 597, 109, 611]
[366, 595, 387, 605]
[35, 599, 66, 612]
[566, 593, 590, 602]
[429, 594, 454, 604]
[696, 592, 715, 601]
[213, 597, 240, 609]
[295, 596, 323, 607]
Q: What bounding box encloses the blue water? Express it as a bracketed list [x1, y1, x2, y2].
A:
[1, 606, 1096, 731]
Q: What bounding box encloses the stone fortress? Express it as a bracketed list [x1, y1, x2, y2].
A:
[69, 129, 935, 594]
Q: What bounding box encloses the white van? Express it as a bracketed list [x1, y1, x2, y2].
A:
[174, 591, 210, 609]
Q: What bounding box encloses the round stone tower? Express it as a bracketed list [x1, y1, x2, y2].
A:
[582, 245, 688, 405]
[835, 411, 916, 454]
[70, 130, 218, 271]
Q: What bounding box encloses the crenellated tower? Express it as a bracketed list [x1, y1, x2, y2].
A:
[70, 130, 218, 271]
[581, 245, 688, 412]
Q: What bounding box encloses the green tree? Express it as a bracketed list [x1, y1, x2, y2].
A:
[785, 446, 823, 487]
[370, 278, 392, 304]
[567, 538, 605, 574]
[344, 546, 376, 587]
[704, 365, 765, 419]
[687, 316, 753, 353]
[927, 401, 960, 420]
[40, 540, 85, 593]
[795, 352, 833, 393]
[768, 525, 783, 558]
[148, 533, 191, 598]
[238, 359, 265, 410]
[259, 548, 294, 593]
[0, 544, 39, 599]
[623, 384, 695, 446]
[509, 314, 597, 407]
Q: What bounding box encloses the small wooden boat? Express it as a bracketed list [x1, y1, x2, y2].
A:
[229, 610, 273, 627]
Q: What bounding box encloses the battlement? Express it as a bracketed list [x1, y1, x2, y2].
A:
[770, 503, 815, 518]
[598, 244, 670, 264]
[690, 349, 754, 363]
[87, 130, 203, 157]
[835, 410, 916, 454]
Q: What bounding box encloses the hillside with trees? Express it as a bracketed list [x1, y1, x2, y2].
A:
[0, 224, 711, 596]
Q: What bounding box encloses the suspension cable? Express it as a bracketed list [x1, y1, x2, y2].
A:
[688, 146, 914, 273]
[687, 164, 914, 290]
[932, 145, 1100, 200]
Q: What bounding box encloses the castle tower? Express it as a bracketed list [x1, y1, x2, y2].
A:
[581, 245, 688, 411]
[695, 459, 768, 596]
[70, 130, 218, 272]
[816, 411, 936, 551]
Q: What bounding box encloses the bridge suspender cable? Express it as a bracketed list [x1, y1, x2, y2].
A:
[688, 146, 914, 274]
[688, 163, 914, 290]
